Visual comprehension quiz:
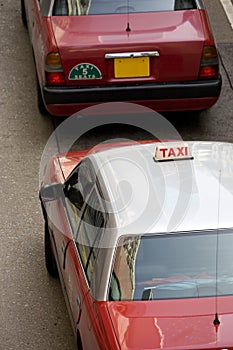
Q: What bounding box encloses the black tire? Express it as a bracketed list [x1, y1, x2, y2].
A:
[76, 331, 83, 350]
[21, 0, 28, 28]
[44, 222, 58, 277]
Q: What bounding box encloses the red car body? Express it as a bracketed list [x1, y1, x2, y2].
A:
[22, 0, 221, 116]
[40, 140, 233, 349]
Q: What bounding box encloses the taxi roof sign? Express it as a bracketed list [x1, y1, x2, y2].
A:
[154, 142, 193, 162]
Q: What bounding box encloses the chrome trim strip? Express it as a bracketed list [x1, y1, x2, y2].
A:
[105, 51, 160, 59]
[47, 0, 55, 16]
[195, 0, 204, 9]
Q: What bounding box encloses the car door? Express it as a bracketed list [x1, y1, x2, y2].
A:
[25, 0, 40, 41]
[45, 183, 73, 283]
[29, 0, 47, 80]
[64, 182, 107, 348]
[26, 0, 56, 85]
[45, 159, 92, 291]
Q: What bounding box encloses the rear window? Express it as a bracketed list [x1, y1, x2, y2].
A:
[109, 230, 233, 301]
[53, 0, 197, 16]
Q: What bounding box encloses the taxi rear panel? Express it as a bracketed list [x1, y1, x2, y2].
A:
[51, 10, 205, 85]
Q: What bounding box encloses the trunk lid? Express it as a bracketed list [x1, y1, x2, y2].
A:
[51, 10, 204, 85]
[107, 297, 233, 349]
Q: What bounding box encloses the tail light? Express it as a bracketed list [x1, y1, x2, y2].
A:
[198, 46, 219, 80]
[45, 52, 65, 85]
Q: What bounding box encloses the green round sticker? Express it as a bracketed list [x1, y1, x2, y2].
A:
[69, 63, 102, 80]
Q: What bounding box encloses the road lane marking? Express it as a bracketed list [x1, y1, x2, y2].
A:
[219, 0, 233, 29]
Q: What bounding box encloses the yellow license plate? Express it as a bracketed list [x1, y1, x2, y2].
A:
[114, 57, 150, 78]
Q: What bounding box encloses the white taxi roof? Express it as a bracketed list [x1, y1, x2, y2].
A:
[88, 141, 233, 234]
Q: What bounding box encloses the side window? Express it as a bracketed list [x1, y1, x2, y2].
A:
[53, 0, 87, 15]
[64, 160, 95, 233]
[76, 188, 105, 285]
[53, 0, 69, 15]
[175, 0, 197, 10]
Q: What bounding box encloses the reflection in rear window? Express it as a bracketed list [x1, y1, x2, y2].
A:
[109, 230, 233, 301]
[53, 0, 197, 16]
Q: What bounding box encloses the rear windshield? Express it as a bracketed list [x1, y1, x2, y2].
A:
[109, 230, 233, 301]
[53, 0, 197, 16]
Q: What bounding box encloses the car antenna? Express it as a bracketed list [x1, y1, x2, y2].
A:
[213, 169, 221, 333]
[126, 0, 131, 32]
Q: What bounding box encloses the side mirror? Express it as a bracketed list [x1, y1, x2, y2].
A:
[40, 183, 64, 202]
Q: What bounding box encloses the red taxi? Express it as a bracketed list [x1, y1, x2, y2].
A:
[22, 0, 221, 116]
[40, 140, 233, 349]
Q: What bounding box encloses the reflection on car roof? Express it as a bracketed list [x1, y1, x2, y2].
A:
[88, 141, 233, 234]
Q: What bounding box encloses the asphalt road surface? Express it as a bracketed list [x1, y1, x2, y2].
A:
[0, 0, 232, 349]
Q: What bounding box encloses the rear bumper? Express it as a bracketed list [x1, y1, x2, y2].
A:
[43, 78, 221, 104]
[42, 77, 222, 115]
